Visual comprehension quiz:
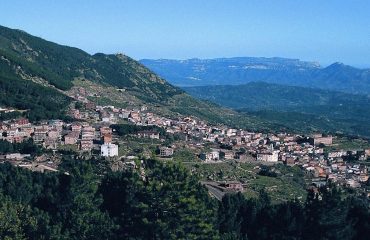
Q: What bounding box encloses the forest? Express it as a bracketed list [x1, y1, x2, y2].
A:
[0, 58, 71, 122]
[0, 157, 368, 240]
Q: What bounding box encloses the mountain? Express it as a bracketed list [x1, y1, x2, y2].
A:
[0, 25, 274, 131]
[183, 82, 370, 137]
[0, 25, 182, 101]
[140, 57, 370, 94]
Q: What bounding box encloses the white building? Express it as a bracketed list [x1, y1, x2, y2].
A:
[257, 150, 279, 162]
[101, 143, 119, 157]
[159, 147, 174, 157]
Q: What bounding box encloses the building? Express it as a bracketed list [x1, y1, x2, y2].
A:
[257, 151, 279, 162]
[80, 140, 93, 151]
[71, 124, 82, 133]
[102, 134, 112, 144]
[159, 147, 174, 157]
[100, 126, 112, 136]
[200, 150, 220, 162]
[310, 135, 333, 146]
[285, 157, 296, 166]
[224, 181, 244, 192]
[224, 151, 235, 160]
[137, 131, 160, 139]
[64, 132, 79, 145]
[15, 118, 30, 127]
[101, 143, 119, 157]
[33, 128, 48, 144]
[81, 126, 95, 141]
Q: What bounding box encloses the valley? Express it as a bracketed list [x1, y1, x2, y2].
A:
[183, 82, 370, 137]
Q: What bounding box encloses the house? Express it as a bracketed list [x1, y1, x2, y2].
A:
[15, 118, 30, 127]
[200, 150, 220, 162]
[224, 151, 235, 160]
[224, 181, 244, 192]
[33, 128, 48, 144]
[71, 109, 81, 119]
[100, 126, 112, 136]
[310, 135, 333, 146]
[285, 157, 296, 166]
[257, 151, 279, 162]
[130, 112, 141, 121]
[81, 126, 95, 141]
[80, 140, 93, 151]
[71, 124, 82, 133]
[101, 143, 118, 157]
[102, 134, 112, 144]
[47, 129, 60, 140]
[5, 153, 31, 160]
[328, 151, 347, 158]
[365, 149, 370, 157]
[159, 147, 174, 157]
[137, 131, 160, 139]
[43, 137, 59, 149]
[64, 132, 79, 145]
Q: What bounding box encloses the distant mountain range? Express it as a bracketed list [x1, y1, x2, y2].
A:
[140, 57, 370, 94]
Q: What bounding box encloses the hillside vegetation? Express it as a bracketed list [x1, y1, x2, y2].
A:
[184, 82, 370, 137]
[0, 158, 368, 240]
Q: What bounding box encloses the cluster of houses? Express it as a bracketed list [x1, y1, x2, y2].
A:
[1, 91, 370, 191]
[0, 117, 119, 158]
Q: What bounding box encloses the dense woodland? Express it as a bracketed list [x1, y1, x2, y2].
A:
[0, 58, 71, 121]
[0, 157, 368, 240]
[0, 139, 41, 155]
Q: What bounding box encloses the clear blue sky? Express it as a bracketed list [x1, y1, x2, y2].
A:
[1, 0, 369, 67]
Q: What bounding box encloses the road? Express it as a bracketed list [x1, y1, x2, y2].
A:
[203, 183, 226, 201]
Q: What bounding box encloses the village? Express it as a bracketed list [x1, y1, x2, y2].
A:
[0, 87, 369, 198]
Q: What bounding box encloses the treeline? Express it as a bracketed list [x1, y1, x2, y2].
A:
[0, 70, 71, 121]
[0, 111, 22, 121]
[0, 157, 368, 239]
[218, 187, 370, 240]
[111, 123, 166, 136]
[0, 139, 41, 155]
[0, 158, 218, 239]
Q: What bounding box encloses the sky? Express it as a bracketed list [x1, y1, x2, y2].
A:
[1, 0, 370, 67]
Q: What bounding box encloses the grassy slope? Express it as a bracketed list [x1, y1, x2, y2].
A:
[184, 162, 307, 203]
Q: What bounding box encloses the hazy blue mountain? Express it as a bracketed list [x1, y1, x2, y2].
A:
[140, 58, 370, 94]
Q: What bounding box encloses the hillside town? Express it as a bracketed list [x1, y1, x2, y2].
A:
[1, 89, 369, 196]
